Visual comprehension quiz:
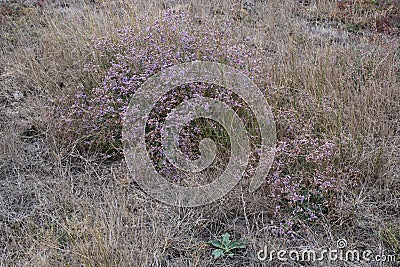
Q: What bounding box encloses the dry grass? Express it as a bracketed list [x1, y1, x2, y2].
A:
[1, 0, 399, 266]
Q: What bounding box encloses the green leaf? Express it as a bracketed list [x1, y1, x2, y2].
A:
[208, 240, 224, 249]
[228, 240, 246, 249]
[208, 233, 246, 259]
[212, 249, 225, 259]
[221, 233, 231, 245]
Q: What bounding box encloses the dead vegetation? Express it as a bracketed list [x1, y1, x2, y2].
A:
[0, 0, 399, 266]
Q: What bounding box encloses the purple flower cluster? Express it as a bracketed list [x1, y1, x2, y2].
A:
[52, 9, 353, 232]
[269, 138, 342, 217]
[265, 87, 352, 235]
[55, 10, 256, 156]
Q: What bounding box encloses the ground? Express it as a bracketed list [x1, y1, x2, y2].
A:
[0, 0, 399, 266]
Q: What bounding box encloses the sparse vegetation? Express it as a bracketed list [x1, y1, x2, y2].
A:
[208, 233, 246, 259]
